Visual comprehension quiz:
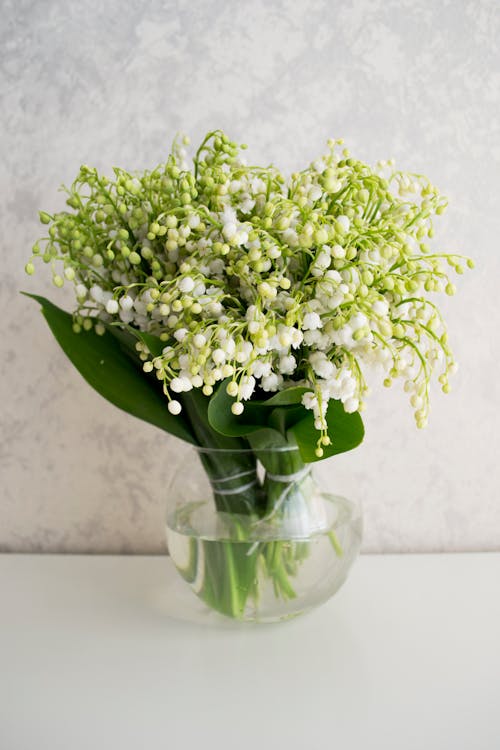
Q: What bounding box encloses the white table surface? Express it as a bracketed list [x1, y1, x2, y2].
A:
[1, 553, 499, 750]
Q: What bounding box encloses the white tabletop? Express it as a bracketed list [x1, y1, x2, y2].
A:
[1, 553, 499, 750]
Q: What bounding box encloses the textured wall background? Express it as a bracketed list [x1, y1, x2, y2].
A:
[1, 0, 499, 553]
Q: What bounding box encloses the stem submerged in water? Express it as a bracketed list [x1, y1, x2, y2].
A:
[184, 446, 324, 619]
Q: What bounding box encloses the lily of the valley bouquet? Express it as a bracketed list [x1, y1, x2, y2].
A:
[25, 130, 471, 620]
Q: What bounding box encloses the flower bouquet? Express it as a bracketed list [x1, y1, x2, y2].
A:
[24, 130, 471, 621]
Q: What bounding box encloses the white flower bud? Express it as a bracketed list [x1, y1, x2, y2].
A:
[193, 334, 206, 348]
[75, 284, 87, 300]
[309, 352, 335, 379]
[282, 227, 299, 248]
[106, 299, 119, 314]
[279, 355, 296, 375]
[90, 285, 104, 303]
[174, 328, 188, 342]
[302, 392, 318, 410]
[120, 295, 134, 311]
[372, 299, 389, 316]
[239, 376, 256, 400]
[336, 215, 350, 233]
[258, 281, 276, 299]
[168, 400, 182, 415]
[410, 394, 424, 409]
[222, 222, 237, 241]
[193, 282, 206, 297]
[119, 310, 134, 324]
[226, 381, 239, 397]
[312, 249, 331, 274]
[290, 329, 304, 348]
[309, 185, 323, 202]
[302, 312, 322, 330]
[212, 348, 226, 365]
[170, 378, 184, 393]
[279, 331, 292, 347]
[261, 372, 281, 392]
[251, 360, 271, 379]
[268, 245, 282, 259]
[343, 397, 359, 413]
[234, 231, 248, 246]
[179, 277, 195, 293]
[331, 244, 346, 259]
[222, 338, 236, 356]
[235, 341, 253, 363]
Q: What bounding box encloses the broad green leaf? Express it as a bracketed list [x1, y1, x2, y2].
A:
[108, 322, 165, 358]
[104, 325, 141, 359]
[207, 381, 308, 477]
[181, 388, 249, 451]
[208, 379, 364, 464]
[290, 399, 364, 462]
[103, 328, 247, 452]
[254, 387, 308, 407]
[268, 405, 307, 434]
[207, 379, 270, 437]
[246, 427, 294, 452]
[23, 293, 196, 444]
[208, 380, 310, 437]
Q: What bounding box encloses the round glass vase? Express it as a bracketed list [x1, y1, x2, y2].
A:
[165, 446, 362, 623]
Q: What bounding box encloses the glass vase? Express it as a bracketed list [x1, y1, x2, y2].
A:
[165, 446, 362, 623]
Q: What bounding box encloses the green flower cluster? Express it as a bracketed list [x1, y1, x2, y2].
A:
[26, 129, 472, 448]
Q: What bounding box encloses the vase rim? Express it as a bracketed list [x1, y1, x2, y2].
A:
[194, 445, 301, 455]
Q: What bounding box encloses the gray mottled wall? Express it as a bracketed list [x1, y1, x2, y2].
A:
[1, 0, 499, 553]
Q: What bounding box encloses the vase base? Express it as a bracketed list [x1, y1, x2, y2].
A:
[166, 495, 361, 623]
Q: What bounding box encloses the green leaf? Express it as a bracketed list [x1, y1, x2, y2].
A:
[290, 399, 364, 462]
[23, 293, 196, 444]
[254, 386, 308, 407]
[181, 388, 249, 451]
[208, 379, 364, 463]
[207, 379, 270, 437]
[104, 325, 140, 359]
[208, 381, 312, 438]
[246, 427, 294, 452]
[108, 322, 165, 358]
[268, 405, 307, 435]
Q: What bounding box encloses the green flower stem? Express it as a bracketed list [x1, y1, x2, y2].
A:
[187, 445, 319, 618]
[328, 530, 343, 557]
[180, 390, 263, 515]
[165, 392, 309, 617]
[259, 447, 308, 516]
